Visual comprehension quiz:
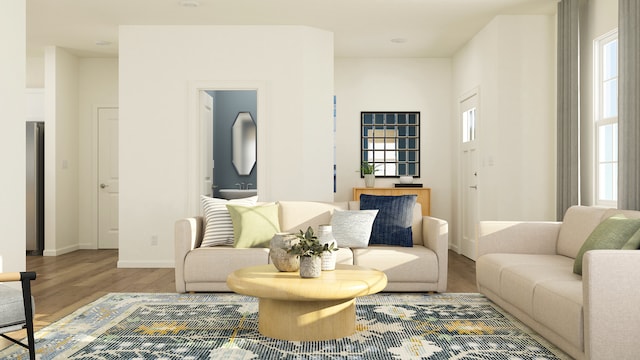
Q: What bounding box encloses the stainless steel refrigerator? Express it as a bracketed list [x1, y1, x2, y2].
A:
[26, 121, 44, 255]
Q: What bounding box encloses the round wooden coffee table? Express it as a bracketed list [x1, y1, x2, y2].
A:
[226, 263, 387, 341]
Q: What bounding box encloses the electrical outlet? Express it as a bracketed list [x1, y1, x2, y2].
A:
[151, 235, 158, 246]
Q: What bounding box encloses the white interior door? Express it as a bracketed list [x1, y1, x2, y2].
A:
[200, 91, 214, 197]
[460, 93, 479, 260]
[98, 108, 119, 249]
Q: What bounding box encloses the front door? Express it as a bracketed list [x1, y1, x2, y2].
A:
[98, 107, 119, 249]
[460, 93, 479, 260]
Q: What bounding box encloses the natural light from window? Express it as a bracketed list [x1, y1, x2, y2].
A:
[595, 31, 618, 206]
[462, 107, 476, 143]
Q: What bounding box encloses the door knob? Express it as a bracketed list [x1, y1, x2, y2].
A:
[469, 185, 478, 189]
[100, 183, 108, 189]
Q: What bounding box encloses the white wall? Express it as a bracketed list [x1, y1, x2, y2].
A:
[44, 46, 80, 256]
[0, 0, 26, 273]
[452, 15, 556, 247]
[580, 0, 618, 205]
[118, 25, 334, 267]
[77, 58, 119, 249]
[26, 56, 45, 88]
[334, 58, 453, 223]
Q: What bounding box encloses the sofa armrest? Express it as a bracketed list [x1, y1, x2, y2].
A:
[174, 217, 204, 293]
[583, 250, 640, 360]
[477, 221, 561, 258]
[422, 216, 448, 292]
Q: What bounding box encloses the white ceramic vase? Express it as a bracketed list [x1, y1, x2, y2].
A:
[317, 224, 337, 271]
[364, 174, 375, 188]
[269, 232, 300, 272]
[299, 256, 322, 278]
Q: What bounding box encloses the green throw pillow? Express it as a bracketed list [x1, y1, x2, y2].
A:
[622, 227, 640, 250]
[573, 215, 640, 275]
[226, 203, 281, 248]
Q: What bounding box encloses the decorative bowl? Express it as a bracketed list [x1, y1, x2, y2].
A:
[399, 176, 413, 184]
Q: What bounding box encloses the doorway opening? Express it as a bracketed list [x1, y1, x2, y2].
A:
[188, 81, 266, 216]
[197, 89, 259, 201]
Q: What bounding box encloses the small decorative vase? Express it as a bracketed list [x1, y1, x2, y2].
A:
[299, 256, 322, 278]
[269, 233, 300, 272]
[364, 174, 375, 188]
[317, 224, 337, 271]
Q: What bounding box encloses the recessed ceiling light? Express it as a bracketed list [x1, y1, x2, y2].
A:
[95, 40, 112, 46]
[391, 38, 407, 44]
[179, 0, 200, 7]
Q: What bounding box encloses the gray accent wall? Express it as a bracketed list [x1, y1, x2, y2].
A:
[206, 90, 257, 197]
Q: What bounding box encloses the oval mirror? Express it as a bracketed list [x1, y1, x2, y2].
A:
[231, 112, 257, 175]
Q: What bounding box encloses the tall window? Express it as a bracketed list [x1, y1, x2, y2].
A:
[594, 31, 618, 206]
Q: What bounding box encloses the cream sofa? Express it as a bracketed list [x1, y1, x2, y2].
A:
[476, 205, 640, 360]
[175, 200, 448, 293]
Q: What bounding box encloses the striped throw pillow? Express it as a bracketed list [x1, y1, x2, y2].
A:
[200, 195, 258, 247]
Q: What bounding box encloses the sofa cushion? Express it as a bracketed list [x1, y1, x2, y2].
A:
[557, 206, 608, 258]
[226, 203, 280, 248]
[499, 256, 578, 316]
[477, 253, 583, 349]
[200, 195, 258, 247]
[330, 209, 378, 248]
[573, 215, 640, 275]
[278, 201, 348, 234]
[184, 247, 269, 282]
[476, 254, 576, 309]
[0, 284, 26, 329]
[359, 194, 417, 247]
[352, 246, 438, 283]
[533, 279, 584, 350]
[330, 247, 355, 265]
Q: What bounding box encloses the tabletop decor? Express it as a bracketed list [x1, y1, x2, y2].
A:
[317, 224, 337, 270]
[269, 232, 300, 271]
[288, 226, 336, 278]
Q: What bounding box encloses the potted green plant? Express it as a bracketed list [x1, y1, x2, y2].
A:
[287, 226, 336, 278]
[360, 161, 377, 188]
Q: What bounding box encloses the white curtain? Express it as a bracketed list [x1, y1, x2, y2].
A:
[556, 0, 581, 220]
[618, 0, 640, 210]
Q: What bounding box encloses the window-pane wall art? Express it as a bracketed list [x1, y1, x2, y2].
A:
[360, 112, 420, 177]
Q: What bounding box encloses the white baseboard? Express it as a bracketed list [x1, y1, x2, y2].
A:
[117, 260, 175, 268]
[43, 244, 80, 256]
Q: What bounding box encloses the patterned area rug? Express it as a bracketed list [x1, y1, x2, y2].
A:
[0, 293, 571, 360]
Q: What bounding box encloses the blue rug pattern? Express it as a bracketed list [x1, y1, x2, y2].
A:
[0, 293, 570, 359]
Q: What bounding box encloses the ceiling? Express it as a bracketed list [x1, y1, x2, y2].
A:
[26, 0, 557, 58]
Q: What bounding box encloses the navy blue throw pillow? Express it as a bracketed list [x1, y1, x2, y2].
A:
[359, 194, 417, 247]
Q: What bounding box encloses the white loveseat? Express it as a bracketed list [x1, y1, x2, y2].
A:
[175, 200, 448, 293]
[476, 205, 640, 360]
